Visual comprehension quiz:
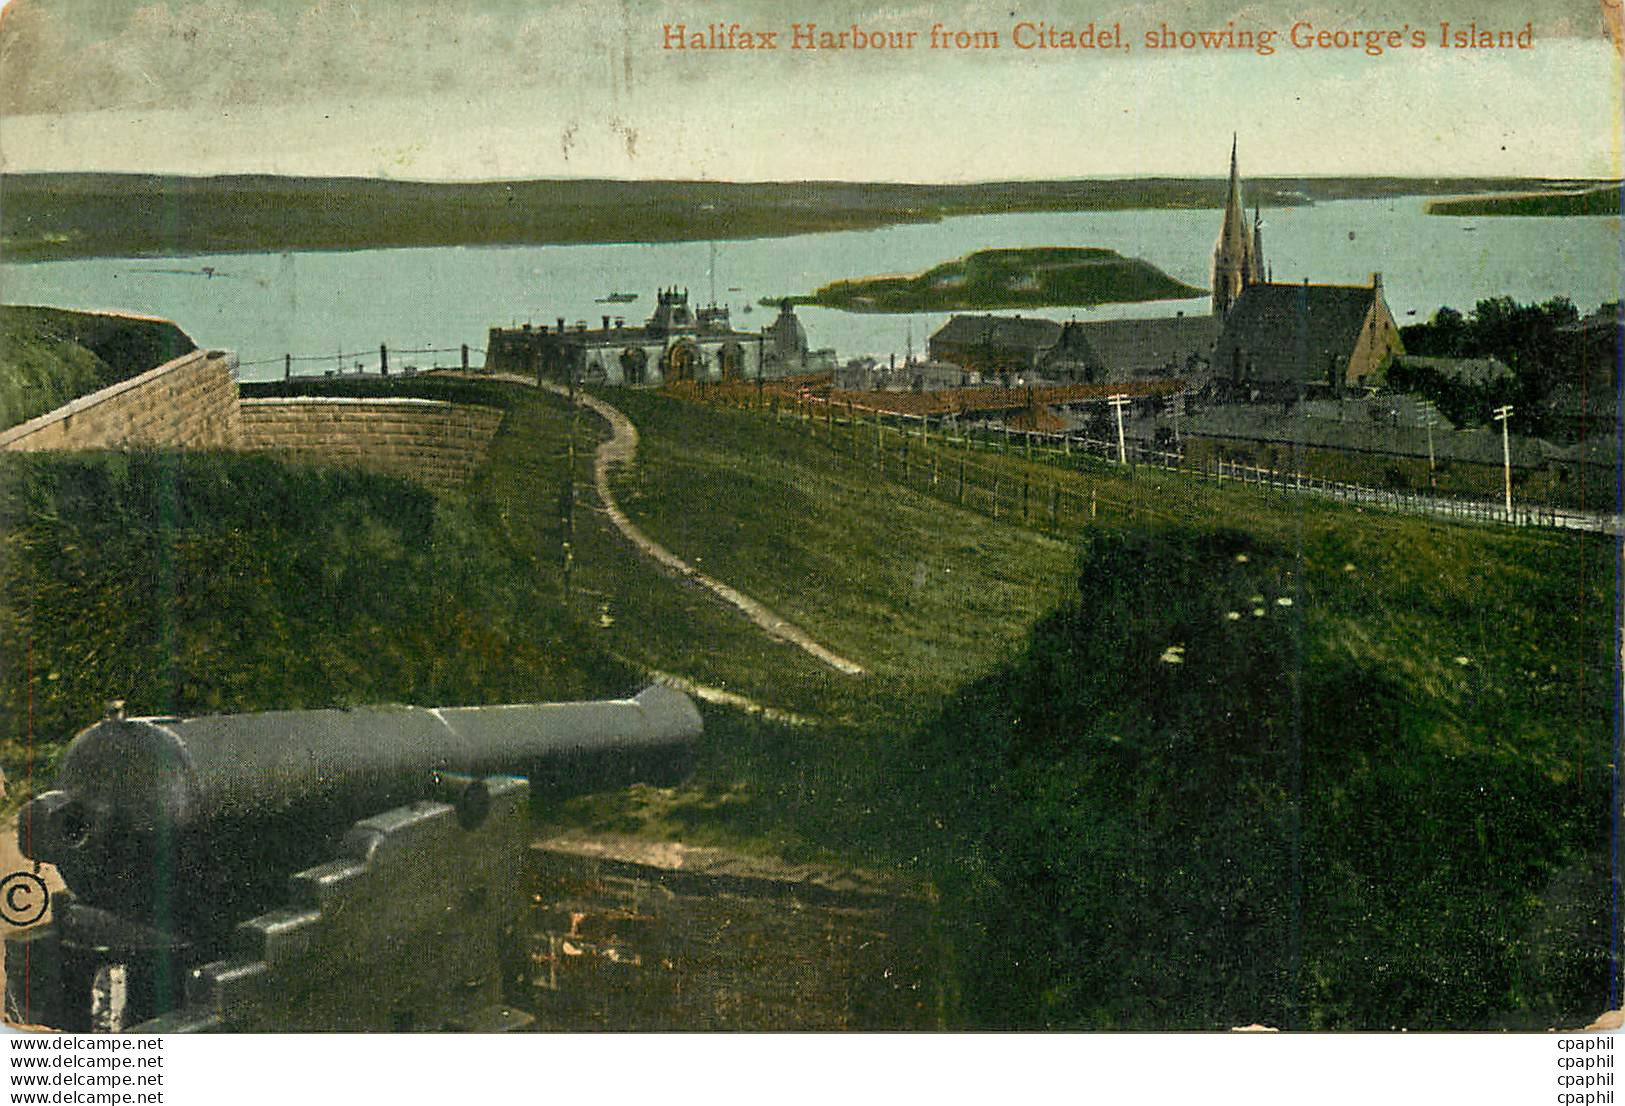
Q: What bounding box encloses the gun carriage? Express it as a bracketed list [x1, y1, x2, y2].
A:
[6, 686, 701, 1032]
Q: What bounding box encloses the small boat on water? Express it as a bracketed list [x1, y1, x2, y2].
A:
[596, 292, 638, 303]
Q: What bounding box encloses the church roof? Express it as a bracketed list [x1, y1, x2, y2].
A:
[930, 314, 1063, 353]
[1054, 315, 1221, 379]
[1212, 282, 1380, 385]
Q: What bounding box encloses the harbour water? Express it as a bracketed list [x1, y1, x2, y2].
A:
[1, 198, 1617, 382]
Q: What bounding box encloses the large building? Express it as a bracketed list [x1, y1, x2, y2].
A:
[928, 139, 1402, 401]
[1043, 315, 1222, 384]
[1211, 275, 1403, 402]
[486, 289, 814, 386]
[925, 315, 1077, 381]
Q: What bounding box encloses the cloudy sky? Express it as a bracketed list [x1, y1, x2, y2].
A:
[0, 0, 1620, 180]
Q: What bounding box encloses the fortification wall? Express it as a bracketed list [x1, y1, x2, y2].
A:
[238, 396, 504, 491]
[0, 349, 241, 452]
[527, 835, 943, 1030]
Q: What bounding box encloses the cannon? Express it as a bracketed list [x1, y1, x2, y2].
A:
[6, 685, 702, 1032]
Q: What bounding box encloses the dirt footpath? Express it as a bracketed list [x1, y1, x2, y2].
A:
[545, 383, 867, 678]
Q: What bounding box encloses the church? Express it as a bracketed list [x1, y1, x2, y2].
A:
[926, 137, 1404, 402]
[1209, 137, 1404, 401]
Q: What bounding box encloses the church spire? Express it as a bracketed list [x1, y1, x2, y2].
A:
[1213, 134, 1255, 316]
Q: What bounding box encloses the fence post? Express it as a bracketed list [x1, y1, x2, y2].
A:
[461, 344, 470, 372]
[284, 353, 291, 381]
[1022, 475, 1030, 522]
[379, 344, 389, 375]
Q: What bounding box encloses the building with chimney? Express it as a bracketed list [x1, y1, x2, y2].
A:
[486, 288, 795, 386]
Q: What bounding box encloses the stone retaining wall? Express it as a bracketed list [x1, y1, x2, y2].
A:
[0, 349, 240, 452]
[237, 397, 504, 491]
[527, 835, 943, 1030]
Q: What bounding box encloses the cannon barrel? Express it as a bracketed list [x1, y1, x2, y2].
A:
[18, 685, 701, 938]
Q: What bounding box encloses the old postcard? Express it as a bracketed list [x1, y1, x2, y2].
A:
[0, 0, 1620, 1073]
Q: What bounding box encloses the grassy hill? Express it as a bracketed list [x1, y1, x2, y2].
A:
[0, 382, 636, 796]
[0, 305, 195, 430]
[776, 247, 1203, 312]
[0, 375, 1611, 1030]
[585, 389, 1614, 1030]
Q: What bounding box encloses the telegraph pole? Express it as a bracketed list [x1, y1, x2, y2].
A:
[1419, 400, 1438, 489]
[1108, 394, 1131, 465]
[563, 358, 579, 599]
[1493, 404, 1514, 517]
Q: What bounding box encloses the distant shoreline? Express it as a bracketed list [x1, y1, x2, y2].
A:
[2, 173, 1606, 265]
[1425, 185, 1621, 218]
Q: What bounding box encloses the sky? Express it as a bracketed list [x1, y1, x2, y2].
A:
[0, 0, 1620, 181]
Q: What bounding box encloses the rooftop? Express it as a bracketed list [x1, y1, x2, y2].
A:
[1212, 280, 1382, 386]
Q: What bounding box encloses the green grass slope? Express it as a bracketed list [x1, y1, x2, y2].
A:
[0, 375, 1609, 1030]
[584, 391, 1613, 1030]
[781, 247, 1203, 312]
[0, 415, 637, 794]
[0, 305, 196, 430]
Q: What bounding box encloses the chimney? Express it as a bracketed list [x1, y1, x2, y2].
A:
[556, 318, 565, 334]
[1371, 272, 1383, 291]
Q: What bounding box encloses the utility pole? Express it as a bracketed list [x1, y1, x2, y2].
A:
[1108, 394, 1131, 465]
[1419, 400, 1438, 489]
[1164, 394, 1182, 445]
[1493, 404, 1514, 517]
[563, 359, 579, 599]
